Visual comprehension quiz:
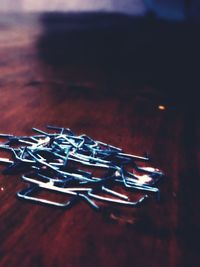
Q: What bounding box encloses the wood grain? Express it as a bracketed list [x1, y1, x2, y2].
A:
[0, 13, 199, 267]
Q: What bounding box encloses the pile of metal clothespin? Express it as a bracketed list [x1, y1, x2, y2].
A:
[0, 126, 164, 211]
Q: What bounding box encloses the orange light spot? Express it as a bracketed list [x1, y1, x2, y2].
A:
[158, 105, 166, 110]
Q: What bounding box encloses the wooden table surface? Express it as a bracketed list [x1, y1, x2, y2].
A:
[0, 13, 199, 267]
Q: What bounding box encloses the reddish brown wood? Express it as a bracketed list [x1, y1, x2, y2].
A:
[0, 13, 199, 267]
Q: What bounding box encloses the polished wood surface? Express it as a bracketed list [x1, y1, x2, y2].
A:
[0, 13, 199, 267]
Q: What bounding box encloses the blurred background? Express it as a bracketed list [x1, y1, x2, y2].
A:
[0, 0, 200, 109]
[0, 0, 199, 21]
[0, 0, 199, 106]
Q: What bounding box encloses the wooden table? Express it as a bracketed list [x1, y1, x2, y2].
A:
[0, 13, 199, 267]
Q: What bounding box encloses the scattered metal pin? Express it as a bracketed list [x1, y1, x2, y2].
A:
[0, 126, 164, 212]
